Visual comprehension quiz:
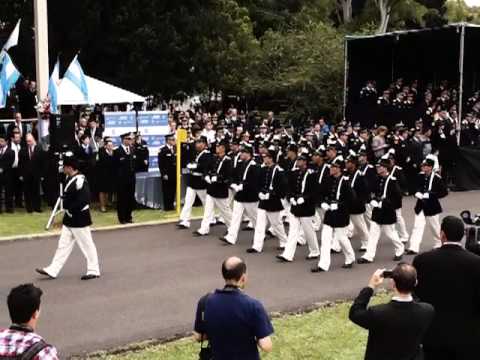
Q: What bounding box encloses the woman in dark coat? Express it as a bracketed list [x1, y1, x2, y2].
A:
[96, 138, 116, 212]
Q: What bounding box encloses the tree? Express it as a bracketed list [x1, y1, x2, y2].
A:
[374, 0, 402, 33]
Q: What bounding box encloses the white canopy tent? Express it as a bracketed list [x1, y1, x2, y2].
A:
[57, 75, 145, 105]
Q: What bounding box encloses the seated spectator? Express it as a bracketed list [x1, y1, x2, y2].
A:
[0, 284, 58, 360]
[193, 256, 273, 360]
[413, 216, 480, 360]
[349, 264, 434, 360]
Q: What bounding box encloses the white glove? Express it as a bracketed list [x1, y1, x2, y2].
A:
[211, 176, 217, 183]
[422, 192, 430, 199]
[162, 175, 168, 180]
[19, 176, 23, 181]
[186, 163, 197, 170]
[290, 197, 297, 206]
[297, 197, 305, 205]
[378, 201, 383, 208]
[205, 175, 211, 184]
[259, 193, 266, 200]
[264, 193, 270, 200]
[415, 192, 423, 200]
[330, 203, 338, 211]
[321, 203, 330, 211]
[370, 200, 379, 208]
[237, 184, 243, 192]
[65, 210, 72, 218]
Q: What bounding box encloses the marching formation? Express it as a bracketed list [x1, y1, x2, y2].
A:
[170, 118, 449, 273]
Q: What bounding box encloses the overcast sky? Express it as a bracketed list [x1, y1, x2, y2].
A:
[465, 0, 480, 7]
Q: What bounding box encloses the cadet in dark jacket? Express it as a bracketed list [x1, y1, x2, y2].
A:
[248, 146, 288, 253]
[407, 155, 448, 254]
[277, 153, 320, 263]
[313, 156, 355, 272]
[194, 140, 232, 236]
[0, 134, 14, 213]
[358, 146, 377, 228]
[114, 132, 136, 224]
[345, 152, 370, 251]
[178, 136, 212, 229]
[220, 144, 260, 245]
[350, 264, 434, 360]
[413, 216, 480, 360]
[358, 159, 404, 264]
[311, 148, 330, 233]
[157, 134, 176, 211]
[36, 155, 100, 280]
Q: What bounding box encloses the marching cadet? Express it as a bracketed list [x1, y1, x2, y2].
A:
[114, 132, 136, 224]
[248, 146, 288, 253]
[407, 155, 448, 254]
[36, 155, 100, 280]
[312, 156, 355, 272]
[345, 152, 370, 251]
[177, 136, 212, 229]
[311, 147, 330, 232]
[277, 153, 320, 262]
[357, 158, 405, 264]
[358, 146, 377, 228]
[158, 133, 176, 211]
[194, 140, 232, 236]
[220, 144, 260, 245]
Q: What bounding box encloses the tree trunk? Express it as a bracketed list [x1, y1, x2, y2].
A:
[337, 0, 353, 24]
[376, 0, 391, 34]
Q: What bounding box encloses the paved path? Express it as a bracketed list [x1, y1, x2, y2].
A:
[0, 192, 476, 357]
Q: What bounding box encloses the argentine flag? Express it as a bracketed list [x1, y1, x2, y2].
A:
[48, 59, 60, 113]
[0, 53, 21, 108]
[64, 55, 88, 102]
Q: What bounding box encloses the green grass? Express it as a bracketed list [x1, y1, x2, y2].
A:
[0, 205, 204, 238]
[89, 293, 390, 360]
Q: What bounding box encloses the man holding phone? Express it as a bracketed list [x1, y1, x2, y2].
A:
[349, 264, 434, 360]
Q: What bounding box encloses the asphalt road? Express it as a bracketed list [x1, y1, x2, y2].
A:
[0, 191, 477, 357]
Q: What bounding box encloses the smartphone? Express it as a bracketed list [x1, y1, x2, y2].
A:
[382, 270, 393, 278]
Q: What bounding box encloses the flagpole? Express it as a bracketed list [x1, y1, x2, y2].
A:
[34, 0, 49, 101]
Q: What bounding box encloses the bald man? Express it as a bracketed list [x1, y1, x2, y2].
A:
[194, 257, 274, 360]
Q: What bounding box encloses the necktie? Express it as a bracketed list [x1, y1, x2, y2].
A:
[29, 146, 33, 160]
[126, 147, 130, 155]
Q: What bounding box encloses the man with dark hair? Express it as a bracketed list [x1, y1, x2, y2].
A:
[413, 216, 480, 360]
[193, 257, 274, 360]
[349, 265, 434, 360]
[0, 284, 58, 359]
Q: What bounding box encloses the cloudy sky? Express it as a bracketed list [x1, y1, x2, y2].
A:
[465, 0, 480, 7]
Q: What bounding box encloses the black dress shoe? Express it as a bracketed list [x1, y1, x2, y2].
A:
[359, 248, 367, 253]
[357, 258, 373, 264]
[34, 209, 42, 213]
[176, 223, 189, 229]
[35, 268, 55, 279]
[246, 248, 261, 254]
[331, 249, 342, 254]
[81, 274, 100, 281]
[342, 263, 354, 269]
[126, 220, 133, 224]
[305, 255, 319, 261]
[242, 226, 254, 231]
[266, 230, 274, 238]
[276, 246, 285, 251]
[193, 231, 208, 237]
[393, 254, 404, 261]
[276, 255, 291, 262]
[406, 250, 418, 255]
[311, 266, 326, 273]
[219, 236, 233, 245]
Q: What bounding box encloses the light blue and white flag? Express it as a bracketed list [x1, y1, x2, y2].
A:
[0, 19, 21, 63]
[48, 58, 60, 113]
[0, 53, 21, 108]
[64, 55, 88, 102]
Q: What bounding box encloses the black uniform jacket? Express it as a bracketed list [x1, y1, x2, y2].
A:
[158, 144, 176, 180]
[414, 172, 448, 216]
[186, 149, 213, 190]
[349, 170, 368, 215]
[206, 155, 232, 199]
[258, 164, 287, 212]
[62, 174, 93, 228]
[234, 159, 260, 203]
[323, 175, 353, 228]
[288, 168, 317, 218]
[371, 175, 402, 225]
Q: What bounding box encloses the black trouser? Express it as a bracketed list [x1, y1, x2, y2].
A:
[117, 178, 135, 223]
[23, 175, 41, 212]
[162, 178, 176, 211]
[424, 345, 474, 360]
[11, 168, 23, 207]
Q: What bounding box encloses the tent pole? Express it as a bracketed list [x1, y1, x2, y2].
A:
[458, 24, 465, 146]
[343, 39, 348, 121]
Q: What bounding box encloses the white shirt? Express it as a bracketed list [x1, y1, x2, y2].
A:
[392, 295, 413, 302]
[10, 143, 20, 168]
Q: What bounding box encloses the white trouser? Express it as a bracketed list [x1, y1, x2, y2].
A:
[364, 203, 373, 228]
[281, 216, 320, 261]
[179, 187, 207, 227]
[317, 225, 355, 271]
[408, 212, 441, 253]
[362, 222, 405, 262]
[224, 201, 258, 244]
[44, 225, 100, 277]
[198, 195, 232, 235]
[350, 214, 370, 249]
[396, 208, 409, 242]
[252, 209, 288, 252]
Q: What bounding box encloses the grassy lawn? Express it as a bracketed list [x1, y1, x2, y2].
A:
[0, 205, 204, 238]
[89, 294, 389, 360]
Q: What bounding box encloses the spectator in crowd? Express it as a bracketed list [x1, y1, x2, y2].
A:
[413, 216, 480, 360]
[371, 126, 389, 160]
[349, 264, 434, 360]
[114, 132, 136, 224]
[0, 133, 14, 213]
[0, 284, 59, 360]
[19, 133, 43, 213]
[96, 137, 116, 212]
[9, 130, 23, 209]
[7, 112, 27, 143]
[193, 256, 274, 360]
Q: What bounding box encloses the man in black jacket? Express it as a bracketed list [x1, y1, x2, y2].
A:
[0, 134, 14, 213]
[349, 264, 434, 360]
[220, 144, 260, 245]
[407, 155, 448, 255]
[36, 155, 100, 280]
[194, 140, 232, 236]
[19, 133, 44, 213]
[158, 134, 176, 211]
[248, 146, 288, 253]
[413, 216, 480, 359]
[114, 132, 136, 224]
[358, 159, 405, 264]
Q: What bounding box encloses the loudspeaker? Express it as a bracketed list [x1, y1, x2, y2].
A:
[49, 113, 76, 152]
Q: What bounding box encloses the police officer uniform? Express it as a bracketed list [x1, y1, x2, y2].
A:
[407, 157, 448, 254]
[37, 156, 100, 280]
[158, 134, 176, 211]
[221, 144, 260, 245]
[359, 159, 404, 263]
[313, 156, 356, 272]
[134, 134, 149, 172]
[249, 148, 288, 253]
[114, 132, 136, 224]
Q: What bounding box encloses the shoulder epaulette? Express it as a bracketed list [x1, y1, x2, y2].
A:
[76, 175, 86, 190]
